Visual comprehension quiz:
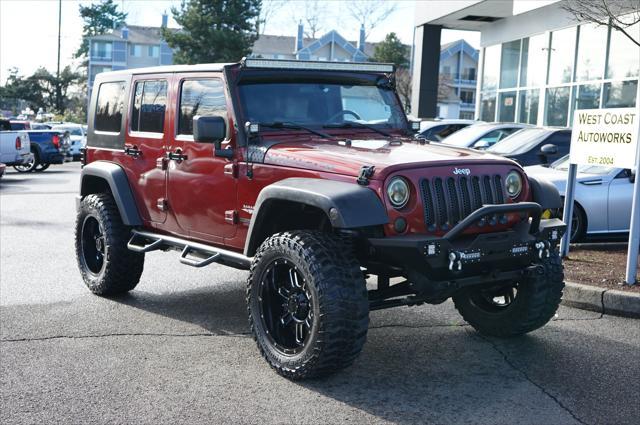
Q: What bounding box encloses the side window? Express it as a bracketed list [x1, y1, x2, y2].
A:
[178, 79, 227, 136]
[547, 131, 571, 146]
[95, 81, 126, 133]
[478, 129, 503, 144]
[131, 80, 168, 134]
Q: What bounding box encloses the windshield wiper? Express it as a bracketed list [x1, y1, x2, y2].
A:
[258, 121, 332, 139]
[323, 121, 391, 137]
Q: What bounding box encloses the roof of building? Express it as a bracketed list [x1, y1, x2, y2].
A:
[440, 39, 479, 61]
[251, 33, 382, 57]
[91, 25, 175, 44]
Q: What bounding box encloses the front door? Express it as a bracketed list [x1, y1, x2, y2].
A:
[608, 170, 634, 232]
[166, 76, 237, 244]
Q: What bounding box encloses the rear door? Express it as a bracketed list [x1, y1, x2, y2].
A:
[165, 75, 237, 244]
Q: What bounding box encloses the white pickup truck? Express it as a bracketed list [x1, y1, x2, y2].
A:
[0, 119, 33, 170]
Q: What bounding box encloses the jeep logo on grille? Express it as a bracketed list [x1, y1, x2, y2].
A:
[453, 168, 471, 175]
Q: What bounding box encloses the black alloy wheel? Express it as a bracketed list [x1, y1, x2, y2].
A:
[258, 259, 315, 355]
[80, 215, 106, 276]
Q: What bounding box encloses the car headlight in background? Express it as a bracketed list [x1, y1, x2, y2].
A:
[505, 170, 523, 198]
[387, 176, 410, 209]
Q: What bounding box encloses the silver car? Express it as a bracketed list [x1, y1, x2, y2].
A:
[441, 122, 531, 149]
[525, 155, 635, 242]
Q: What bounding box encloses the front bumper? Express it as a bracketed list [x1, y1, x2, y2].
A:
[367, 203, 566, 279]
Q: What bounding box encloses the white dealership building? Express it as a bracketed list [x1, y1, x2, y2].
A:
[411, 0, 639, 126]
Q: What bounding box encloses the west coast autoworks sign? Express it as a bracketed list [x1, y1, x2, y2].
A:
[570, 108, 638, 169]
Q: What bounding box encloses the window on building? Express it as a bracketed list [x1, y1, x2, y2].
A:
[459, 111, 475, 120]
[178, 79, 227, 136]
[500, 40, 521, 89]
[460, 90, 474, 104]
[519, 34, 548, 88]
[442, 65, 452, 77]
[574, 84, 601, 110]
[95, 81, 125, 133]
[462, 68, 476, 81]
[498, 91, 517, 122]
[603, 80, 638, 108]
[548, 27, 577, 85]
[148, 45, 159, 58]
[130, 44, 142, 57]
[518, 89, 539, 124]
[92, 41, 112, 59]
[480, 92, 496, 121]
[545, 86, 571, 126]
[131, 80, 168, 133]
[482, 45, 500, 90]
[575, 24, 607, 81]
[606, 17, 640, 79]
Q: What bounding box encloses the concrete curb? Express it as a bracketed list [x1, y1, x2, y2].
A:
[562, 281, 640, 318]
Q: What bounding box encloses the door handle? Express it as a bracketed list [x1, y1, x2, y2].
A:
[124, 145, 142, 158]
[166, 148, 188, 162]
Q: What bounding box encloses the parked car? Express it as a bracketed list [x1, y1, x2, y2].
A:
[9, 122, 71, 172]
[525, 155, 635, 242]
[441, 122, 531, 149]
[488, 127, 571, 167]
[8, 120, 47, 130]
[0, 162, 5, 178]
[52, 124, 86, 160]
[75, 59, 566, 380]
[0, 119, 33, 168]
[418, 119, 475, 142]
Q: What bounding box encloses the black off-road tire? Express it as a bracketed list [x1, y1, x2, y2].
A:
[247, 231, 369, 380]
[453, 252, 564, 337]
[75, 193, 144, 295]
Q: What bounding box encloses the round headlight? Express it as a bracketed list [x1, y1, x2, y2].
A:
[505, 171, 523, 198]
[387, 177, 410, 209]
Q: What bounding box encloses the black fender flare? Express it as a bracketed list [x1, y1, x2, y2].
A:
[244, 177, 389, 256]
[528, 176, 562, 210]
[79, 161, 142, 226]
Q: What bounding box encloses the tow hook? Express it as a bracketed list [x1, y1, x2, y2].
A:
[535, 241, 550, 259]
[448, 251, 463, 271]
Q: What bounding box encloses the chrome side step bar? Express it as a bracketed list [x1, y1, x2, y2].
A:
[127, 230, 251, 270]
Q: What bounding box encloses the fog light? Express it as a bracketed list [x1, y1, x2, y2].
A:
[394, 217, 407, 233]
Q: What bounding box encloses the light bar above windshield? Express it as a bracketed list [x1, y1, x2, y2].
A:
[242, 58, 395, 73]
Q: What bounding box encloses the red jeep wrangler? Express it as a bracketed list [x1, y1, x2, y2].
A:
[76, 59, 566, 379]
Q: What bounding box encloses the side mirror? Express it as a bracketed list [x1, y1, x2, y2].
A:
[193, 116, 231, 158]
[473, 140, 490, 150]
[540, 144, 558, 155]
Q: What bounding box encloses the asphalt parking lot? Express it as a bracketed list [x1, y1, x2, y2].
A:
[1, 162, 639, 425]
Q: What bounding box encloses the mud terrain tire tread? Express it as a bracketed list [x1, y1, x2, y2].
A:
[75, 193, 144, 295]
[453, 252, 564, 337]
[247, 231, 369, 380]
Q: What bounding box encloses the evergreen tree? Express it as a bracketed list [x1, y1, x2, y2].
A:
[75, 0, 127, 60]
[371, 32, 409, 67]
[162, 0, 262, 64]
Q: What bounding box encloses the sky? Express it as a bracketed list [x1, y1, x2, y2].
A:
[0, 0, 480, 84]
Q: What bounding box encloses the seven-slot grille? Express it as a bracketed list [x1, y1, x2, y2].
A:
[420, 174, 507, 232]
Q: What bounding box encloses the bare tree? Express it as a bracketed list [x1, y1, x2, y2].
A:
[289, 0, 325, 39]
[258, 0, 287, 35]
[395, 68, 412, 112]
[562, 0, 639, 47]
[346, 0, 398, 40]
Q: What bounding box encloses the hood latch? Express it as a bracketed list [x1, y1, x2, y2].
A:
[357, 165, 375, 186]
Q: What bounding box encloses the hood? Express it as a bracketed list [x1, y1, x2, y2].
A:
[262, 138, 518, 179]
[524, 165, 610, 195]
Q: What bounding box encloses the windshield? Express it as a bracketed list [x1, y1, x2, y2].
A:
[53, 126, 83, 136]
[238, 82, 406, 130]
[441, 124, 500, 147]
[550, 155, 616, 175]
[488, 128, 550, 155]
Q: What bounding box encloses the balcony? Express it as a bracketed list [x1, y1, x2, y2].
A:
[90, 54, 112, 62]
[441, 72, 477, 86]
